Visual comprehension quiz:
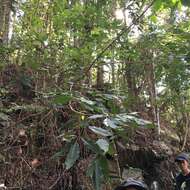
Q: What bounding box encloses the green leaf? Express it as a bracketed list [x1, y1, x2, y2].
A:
[177, 1, 182, 9]
[179, 32, 190, 40]
[38, 33, 48, 42]
[91, 27, 101, 36]
[94, 160, 102, 190]
[51, 149, 65, 160]
[88, 114, 105, 119]
[89, 126, 112, 137]
[86, 159, 95, 177]
[102, 93, 116, 100]
[98, 156, 109, 179]
[171, 0, 177, 4]
[115, 114, 153, 128]
[54, 94, 72, 104]
[80, 97, 96, 106]
[82, 104, 95, 112]
[87, 159, 103, 190]
[65, 141, 80, 170]
[83, 139, 102, 154]
[87, 156, 108, 190]
[94, 105, 108, 114]
[153, 0, 163, 12]
[150, 15, 157, 23]
[96, 139, 109, 153]
[51, 140, 75, 160]
[103, 118, 118, 129]
[0, 112, 10, 121]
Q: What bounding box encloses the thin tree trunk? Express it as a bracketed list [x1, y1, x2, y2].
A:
[96, 65, 104, 89]
[147, 51, 160, 137]
[111, 60, 115, 88]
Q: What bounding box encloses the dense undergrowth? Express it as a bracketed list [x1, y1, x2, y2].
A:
[0, 65, 155, 190]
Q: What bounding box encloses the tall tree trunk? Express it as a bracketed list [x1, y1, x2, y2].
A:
[125, 59, 139, 111]
[146, 51, 160, 137]
[122, 6, 139, 111]
[96, 65, 104, 89]
[0, 0, 12, 44]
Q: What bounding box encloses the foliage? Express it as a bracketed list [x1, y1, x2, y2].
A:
[50, 89, 154, 189]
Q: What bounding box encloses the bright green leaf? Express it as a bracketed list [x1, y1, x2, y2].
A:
[150, 15, 157, 23]
[54, 94, 72, 104]
[171, 0, 177, 4]
[153, 0, 163, 12]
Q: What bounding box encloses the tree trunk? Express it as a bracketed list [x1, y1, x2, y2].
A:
[146, 50, 160, 137]
[181, 113, 189, 151]
[96, 65, 104, 89]
[125, 58, 139, 111]
[111, 60, 115, 88]
[0, 0, 12, 44]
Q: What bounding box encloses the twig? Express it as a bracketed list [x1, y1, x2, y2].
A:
[6, 185, 32, 189]
[48, 171, 65, 190]
[38, 109, 52, 124]
[14, 112, 43, 126]
[69, 100, 89, 116]
[21, 156, 32, 170]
